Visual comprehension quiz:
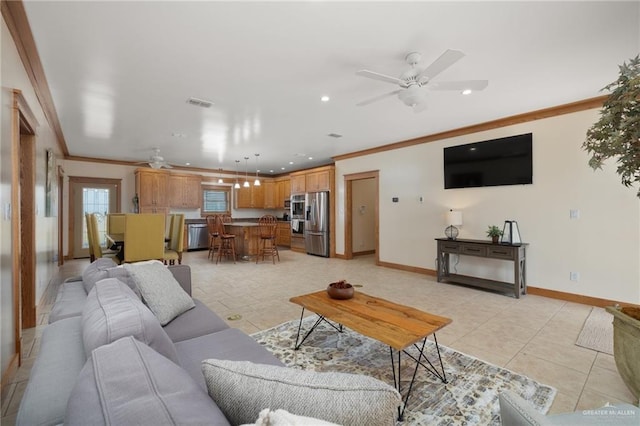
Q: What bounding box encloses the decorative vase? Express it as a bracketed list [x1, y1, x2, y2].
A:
[606, 306, 640, 404]
[327, 282, 354, 300]
[492, 235, 499, 244]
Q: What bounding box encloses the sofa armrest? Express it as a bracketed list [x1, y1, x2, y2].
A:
[168, 264, 192, 296]
[63, 275, 83, 283]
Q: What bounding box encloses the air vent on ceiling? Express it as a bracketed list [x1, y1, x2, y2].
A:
[186, 97, 214, 108]
[327, 133, 343, 138]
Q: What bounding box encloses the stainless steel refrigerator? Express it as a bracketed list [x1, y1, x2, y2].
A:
[305, 191, 329, 257]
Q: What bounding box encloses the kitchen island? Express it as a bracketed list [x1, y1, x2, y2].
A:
[226, 222, 261, 260]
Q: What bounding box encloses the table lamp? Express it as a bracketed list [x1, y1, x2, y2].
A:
[445, 210, 462, 240]
[500, 220, 521, 245]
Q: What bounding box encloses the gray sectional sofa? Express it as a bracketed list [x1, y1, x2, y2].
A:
[18, 259, 401, 426]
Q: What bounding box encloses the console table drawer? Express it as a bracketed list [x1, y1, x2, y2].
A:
[440, 242, 459, 253]
[487, 246, 515, 260]
[460, 245, 486, 256]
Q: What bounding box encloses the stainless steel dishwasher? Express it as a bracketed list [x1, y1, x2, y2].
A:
[187, 223, 209, 251]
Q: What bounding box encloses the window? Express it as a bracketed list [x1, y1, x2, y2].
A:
[202, 186, 230, 214]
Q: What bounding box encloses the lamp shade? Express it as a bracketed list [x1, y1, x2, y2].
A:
[446, 210, 463, 226]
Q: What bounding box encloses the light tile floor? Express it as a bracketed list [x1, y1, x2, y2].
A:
[2, 249, 636, 424]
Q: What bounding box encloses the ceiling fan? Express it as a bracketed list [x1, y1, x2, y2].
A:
[143, 148, 173, 169]
[355, 49, 488, 113]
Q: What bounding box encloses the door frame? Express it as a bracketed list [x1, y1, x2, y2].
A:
[68, 177, 122, 259]
[344, 170, 379, 262]
[57, 166, 65, 265]
[11, 89, 38, 367]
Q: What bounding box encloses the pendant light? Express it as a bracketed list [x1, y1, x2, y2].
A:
[217, 168, 224, 184]
[243, 157, 250, 188]
[234, 160, 240, 189]
[253, 153, 261, 186]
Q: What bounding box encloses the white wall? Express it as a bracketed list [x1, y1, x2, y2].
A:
[1, 17, 60, 375]
[336, 109, 640, 304]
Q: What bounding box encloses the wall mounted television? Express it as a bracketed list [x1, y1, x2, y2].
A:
[444, 133, 533, 189]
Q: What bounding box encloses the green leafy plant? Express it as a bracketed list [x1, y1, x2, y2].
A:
[583, 55, 640, 197]
[486, 225, 503, 238]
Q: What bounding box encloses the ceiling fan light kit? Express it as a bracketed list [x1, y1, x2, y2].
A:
[355, 49, 488, 112]
[234, 160, 241, 189]
[254, 154, 261, 186]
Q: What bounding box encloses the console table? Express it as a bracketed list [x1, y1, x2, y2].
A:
[435, 238, 528, 298]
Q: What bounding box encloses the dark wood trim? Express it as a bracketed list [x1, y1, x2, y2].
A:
[20, 133, 36, 330]
[527, 287, 640, 309]
[378, 261, 437, 276]
[57, 166, 65, 266]
[333, 96, 607, 162]
[1, 0, 68, 156]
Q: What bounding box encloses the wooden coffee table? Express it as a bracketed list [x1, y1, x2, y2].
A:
[289, 290, 452, 420]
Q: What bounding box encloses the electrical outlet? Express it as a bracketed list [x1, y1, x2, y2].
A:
[570, 272, 580, 282]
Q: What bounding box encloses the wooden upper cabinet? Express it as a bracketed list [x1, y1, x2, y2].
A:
[136, 170, 168, 207]
[263, 181, 277, 209]
[306, 170, 330, 192]
[291, 174, 306, 194]
[168, 175, 202, 208]
[235, 184, 264, 208]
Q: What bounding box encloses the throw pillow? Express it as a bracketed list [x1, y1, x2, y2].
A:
[81, 278, 179, 363]
[242, 408, 340, 426]
[82, 258, 118, 294]
[65, 337, 229, 426]
[105, 266, 141, 298]
[202, 359, 401, 426]
[124, 261, 195, 325]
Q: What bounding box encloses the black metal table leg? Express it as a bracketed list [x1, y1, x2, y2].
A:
[391, 334, 448, 421]
[293, 309, 344, 350]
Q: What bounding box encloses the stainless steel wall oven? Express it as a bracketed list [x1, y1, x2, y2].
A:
[290, 194, 305, 236]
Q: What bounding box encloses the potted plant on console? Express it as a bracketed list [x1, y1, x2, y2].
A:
[583, 55, 640, 405]
[486, 226, 503, 244]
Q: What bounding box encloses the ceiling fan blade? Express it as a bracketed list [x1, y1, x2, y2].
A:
[419, 49, 465, 81]
[355, 70, 403, 85]
[356, 89, 402, 106]
[428, 80, 489, 91]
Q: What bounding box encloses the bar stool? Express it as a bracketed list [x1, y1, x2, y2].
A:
[256, 215, 279, 264]
[215, 215, 236, 264]
[206, 215, 219, 260]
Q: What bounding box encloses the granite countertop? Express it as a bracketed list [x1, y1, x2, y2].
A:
[185, 217, 290, 224]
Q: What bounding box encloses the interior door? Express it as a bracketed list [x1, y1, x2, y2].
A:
[70, 179, 120, 258]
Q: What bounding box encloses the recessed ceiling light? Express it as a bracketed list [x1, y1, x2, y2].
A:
[308, 156, 313, 160]
[269, 169, 274, 173]
[321, 95, 330, 102]
[328, 133, 343, 138]
[185, 162, 191, 165]
[462, 89, 472, 95]
[289, 161, 294, 165]
[281, 167, 286, 170]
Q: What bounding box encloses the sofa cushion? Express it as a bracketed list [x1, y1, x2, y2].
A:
[163, 299, 230, 342]
[65, 336, 230, 426]
[175, 327, 283, 389]
[82, 258, 118, 293]
[201, 359, 401, 426]
[124, 261, 195, 325]
[48, 279, 88, 323]
[17, 317, 86, 426]
[81, 278, 179, 363]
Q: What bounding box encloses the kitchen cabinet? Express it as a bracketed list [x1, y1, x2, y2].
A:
[139, 206, 169, 215]
[262, 181, 277, 208]
[275, 178, 291, 208]
[168, 175, 202, 208]
[136, 169, 168, 209]
[290, 174, 306, 194]
[235, 184, 264, 208]
[276, 222, 291, 247]
[306, 170, 330, 192]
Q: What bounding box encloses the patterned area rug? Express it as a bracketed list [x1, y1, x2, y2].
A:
[252, 317, 556, 425]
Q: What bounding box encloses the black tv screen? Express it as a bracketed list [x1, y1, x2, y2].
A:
[444, 133, 532, 189]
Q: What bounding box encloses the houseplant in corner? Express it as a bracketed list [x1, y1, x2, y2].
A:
[486, 226, 503, 244]
[583, 55, 640, 404]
